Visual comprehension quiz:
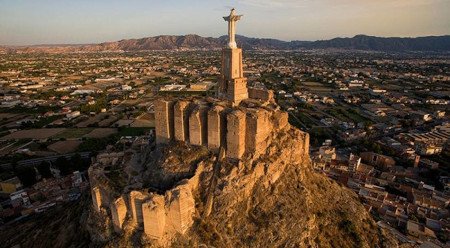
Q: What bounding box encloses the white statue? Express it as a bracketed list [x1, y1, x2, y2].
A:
[223, 8, 242, 49]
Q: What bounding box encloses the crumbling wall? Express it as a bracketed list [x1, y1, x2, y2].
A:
[96, 152, 124, 166]
[142, 194, 166, 240]
[110, 196, 127, 233]
[91, 186, 102, 212]
[129, 191, 150, 225]
[166, 183, 196, 234]
[88, 167, 113, 212]
[248, 87, 274, 102]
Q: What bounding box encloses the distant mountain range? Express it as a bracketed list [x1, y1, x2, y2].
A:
[1, 34, 449, 53]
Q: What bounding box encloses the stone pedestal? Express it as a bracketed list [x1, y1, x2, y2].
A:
[219, 48, 248, 106]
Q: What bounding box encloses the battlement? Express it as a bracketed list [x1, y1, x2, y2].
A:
[154, 96, 286, 160]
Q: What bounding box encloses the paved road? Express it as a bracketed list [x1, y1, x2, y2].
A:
[0, 151, 92, 169]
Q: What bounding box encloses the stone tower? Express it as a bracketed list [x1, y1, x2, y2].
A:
[218, 9, 248, 106]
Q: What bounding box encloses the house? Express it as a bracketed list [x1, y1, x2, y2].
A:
[0, 177, 23, 194]
[406, 221, 436, 238]
[66, 111, 81, 120]
[348, 153, 361, 172]
[10, 189, 31, 207]
[319, 146, 336, 162]
[360, 152, 396, 170]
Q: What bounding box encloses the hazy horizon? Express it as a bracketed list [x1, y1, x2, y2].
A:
[1, 0, 449, 46]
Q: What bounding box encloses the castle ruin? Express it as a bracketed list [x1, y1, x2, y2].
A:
[88, 9, 309, 245]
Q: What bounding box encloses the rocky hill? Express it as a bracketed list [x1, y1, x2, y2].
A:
[309, 35, 450, 52]
[3, 34, 449, 53]
[0, 109, 403, 248]
[83, 106, 401, 247]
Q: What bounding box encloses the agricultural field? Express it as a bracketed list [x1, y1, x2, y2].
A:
[0, 128, 66, 140]
[52, 128, 94, 139]
[47, 140, 82, 154]
[83, 128, 117, 138]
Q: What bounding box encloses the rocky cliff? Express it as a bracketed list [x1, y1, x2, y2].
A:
[86, 111, 398, 247]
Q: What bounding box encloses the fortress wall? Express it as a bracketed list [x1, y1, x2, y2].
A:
[227, 110, 246, 159]
[155, 99, 175, 144]
[189, 105, 208, 146]
[139, 166, 201, 241]
[246, 108, 271, 156]
[110, 196, 127, 233]
[207, 105, 225, 150]
[142, 194, 166, 240]
[141, 183, 195, 241]
[174, 100, 190, 142]
[166, 184, 196, 234]
[153, 99, 293, 161]
[129, 191, 150, 225]
[248, 87, 274, 102]
[91, 186, 102, 212]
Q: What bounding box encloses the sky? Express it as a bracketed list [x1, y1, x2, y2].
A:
[0, 0, 449, 45]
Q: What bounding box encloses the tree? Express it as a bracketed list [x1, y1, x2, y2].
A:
[37, 161, 53, 179]
[55, 157, 71, 176]
[16, 167, 37, 187]
[70, 153, 85, 171]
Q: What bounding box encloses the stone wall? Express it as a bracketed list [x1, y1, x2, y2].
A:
[248, 87, 274, 103]
[142, 194, 166, 239]
[207, 105, 226, 151]
[89, 158, 206, 243]
[173, 101, 190, 142]
[155, 99, 175, 144]
[227, 110, 246, 159]
[246, 108, 271, 157]
[189, 105, 208, 146]
[154, 98, 287, 160]
[129, 191, 150, 225]
[91, 186, 102, 212]
[110, 196, 127, 233]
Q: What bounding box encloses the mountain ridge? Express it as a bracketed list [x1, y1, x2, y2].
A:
[2, 34, 449, 53]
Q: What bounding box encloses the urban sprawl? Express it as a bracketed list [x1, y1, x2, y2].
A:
[0, 49, 449, 244]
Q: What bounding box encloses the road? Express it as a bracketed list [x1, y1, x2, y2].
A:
[0, 152, 92, 169]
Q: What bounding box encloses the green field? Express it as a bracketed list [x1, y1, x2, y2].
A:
[52, 128, 94, 139]
[327, 107, 371, 123]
